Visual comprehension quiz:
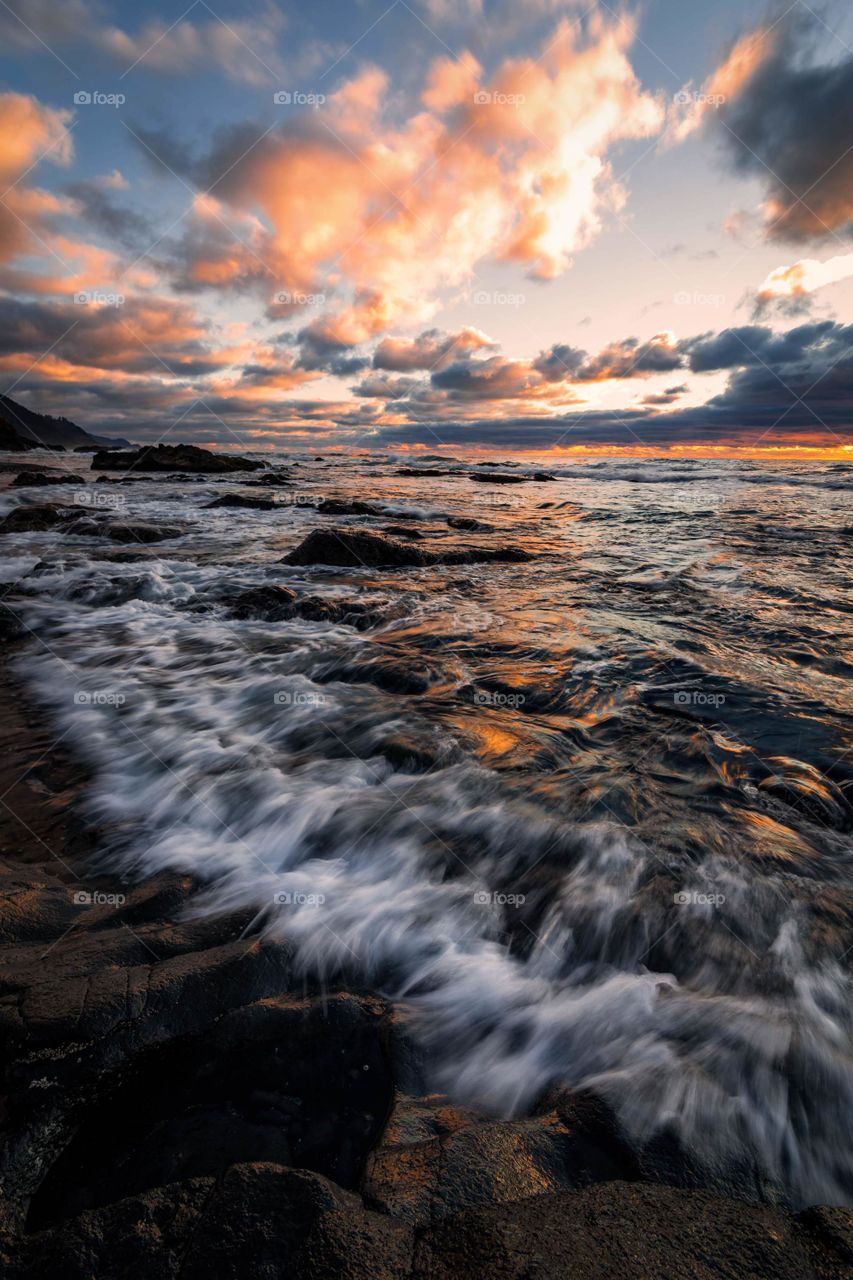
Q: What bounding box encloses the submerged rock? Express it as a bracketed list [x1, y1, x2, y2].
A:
[223, 584, 386, 630]
[0, 504, 73, 533]
[205, 494, 279, 511]
[10, 472, 80, 487]
[226, 585, 298, 620]
[104, 522, 184, 544]
[91, 444, 264, 474]
[469, 471, 556, 484]
[282, 528, 531, 569]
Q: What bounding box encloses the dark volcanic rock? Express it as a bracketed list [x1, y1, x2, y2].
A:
[91, 444, 264, 474]
[11, 471, 79, 487]
[205, 493, 278, 511]
[282, 528, 531, 569]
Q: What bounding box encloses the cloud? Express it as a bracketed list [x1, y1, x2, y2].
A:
[0, 93, 74, 264]
[0, 293, 238, 379]
[0, 0, 94, 51]
[574, 332, 683, 381]
[641, 383, 688, 406]
[97, 5, 287, 85]
[755, 252, 853, 305]
[672, 13, 853, 242]
[372, 327, 498, 371]
[145, 14, 662, 342]
[65, 173, 154, 251]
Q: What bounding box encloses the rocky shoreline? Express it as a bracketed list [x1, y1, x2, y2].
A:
[0, 638, 851, 1277]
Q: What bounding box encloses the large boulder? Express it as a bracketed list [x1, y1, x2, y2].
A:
[91, 445, 264, 474]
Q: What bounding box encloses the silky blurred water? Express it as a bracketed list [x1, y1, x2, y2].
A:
[3, 449, 852, 1205]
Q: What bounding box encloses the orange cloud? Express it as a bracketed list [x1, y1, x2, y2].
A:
[756, 253, 853, 303]
[200, 15, 662, 341]
[0, 93, 73, 264]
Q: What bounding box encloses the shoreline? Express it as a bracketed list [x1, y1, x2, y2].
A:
[1, 450, 852, 1273]
[0, 625, 852, 1276]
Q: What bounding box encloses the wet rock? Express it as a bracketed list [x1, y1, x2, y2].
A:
[415, 1181, 840, 1280]
[541, 1089, 783, 1206]
[797, 1204, 853, 1269]
[0, 504, 72, 534]
[362, 1091, 641, 1226]
[314, 654, 438, 695]
[381, 525, 425, 539]
[317, 498, 383, 517]
[223, 585, 387, 630]
[91, 445, 264, 474]
[226, 584, 298, 619]
[469, 471, 556, 484]
[294, 596, 383, 629]
[447, 516, 494, 532]
[1, 1178, 214, 1279]
[24, 991, 392, 1227]
[243, 472, 295, 487]
[183, 1164, 414, 1280]
[10, 472, 80, 487]
[104, 522, 184, 544]
[395, 467, 463, 478]
[205, 493, 278, 511]
[282, 528, 531, 569]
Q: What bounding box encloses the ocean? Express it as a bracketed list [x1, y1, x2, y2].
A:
[2, 450, 851, 1207]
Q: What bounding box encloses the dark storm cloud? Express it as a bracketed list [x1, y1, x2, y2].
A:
[682, 321, 848, 373]
[714, 13, 853, 242]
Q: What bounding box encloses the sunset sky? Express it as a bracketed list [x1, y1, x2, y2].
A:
[1, 0, 852, 452]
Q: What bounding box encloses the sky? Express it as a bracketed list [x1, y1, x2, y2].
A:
[1, 0, 852, 454]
